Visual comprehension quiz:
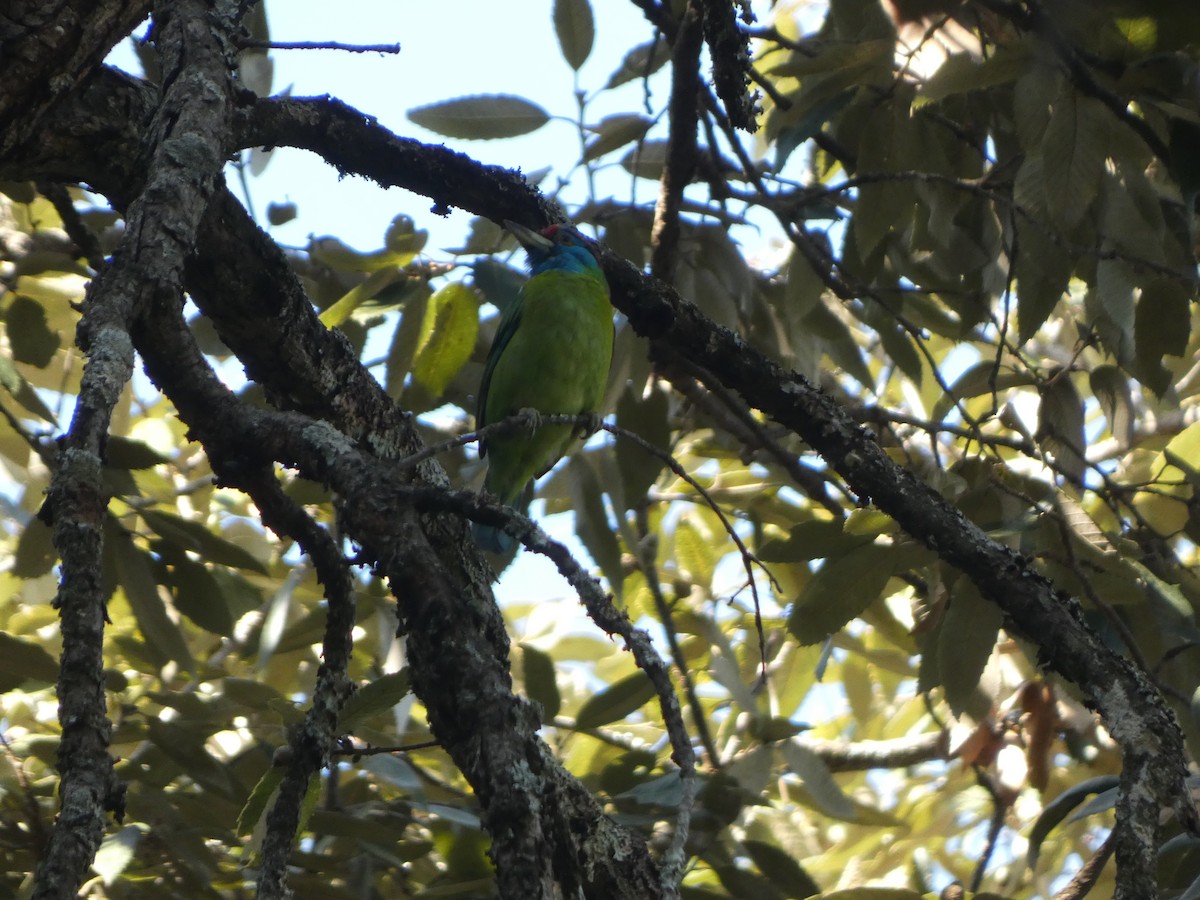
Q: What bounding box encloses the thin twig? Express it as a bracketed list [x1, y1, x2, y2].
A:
[237, 39, 401, 54]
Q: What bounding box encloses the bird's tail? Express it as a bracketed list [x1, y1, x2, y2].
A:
[472, 480, 535, 555]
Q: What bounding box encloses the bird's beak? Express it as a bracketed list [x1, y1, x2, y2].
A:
[504, 220, 554, 253]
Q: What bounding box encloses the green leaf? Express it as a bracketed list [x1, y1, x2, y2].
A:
[1090, 258, 1136, 363]
[472, 259, 526, 316]
[0, 352, 57, 423]
[759, 519, 873, 563]
[92, 824, 145, 886]
[554, 0, 594, 70]
[1135, 276, 1191, 395]
[109, 522, 195, 672]
[166, 558, 237, 636]
[338, 671, 411, 732]
[1090, 365, 1133, 446]
[583, 114, 653, 162]
[104, 435, 170, 469]
[408, 95, 550, 140]
[614, 382, 670, 507]
[574, 671, 655, 729]
[937, 579, 1002, 718]
[918, 44, 1029, 104]
[140, 509, 269, 574]
[1041, 89, 1110, 230]
[0, 631, 60, 691]
[674, 519, 716, 590]
[787, 542, 894, 645]
[6, 295, 60, 367]
[146, 719, 235, 796]
[519, 643, 561, 721]
[1028, 775, 1120, 869]
[781, 739, 856, 820]
[385, 288, 430, 397]
[568, 455, 623, 594]
[604, 39, 670, 89]
[412, 282, 480, 397]
[743, 839, 821, 898]
[237, 765, 286, 837]
[932, 361, 1034, 422]
[13, 517, 56, 578]
[1036, 375, 1086, 483]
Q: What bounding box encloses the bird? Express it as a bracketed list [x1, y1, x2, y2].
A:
[472, 220, 614, 553]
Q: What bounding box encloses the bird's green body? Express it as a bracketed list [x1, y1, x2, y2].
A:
[474, 222, 613, 552]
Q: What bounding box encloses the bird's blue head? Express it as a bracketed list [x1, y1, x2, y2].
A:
[505, 221, 603, 277]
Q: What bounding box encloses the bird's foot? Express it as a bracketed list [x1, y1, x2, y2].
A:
[516, 408, 544, 431]
[575, 412, 604, 439]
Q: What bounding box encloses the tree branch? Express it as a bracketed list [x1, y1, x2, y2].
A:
[31, 1, 243, 895]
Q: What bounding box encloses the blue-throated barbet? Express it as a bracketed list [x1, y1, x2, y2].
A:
[472, 221, 614, 552]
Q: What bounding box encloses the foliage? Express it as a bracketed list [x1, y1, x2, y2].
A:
[3, 0, 1200, 898]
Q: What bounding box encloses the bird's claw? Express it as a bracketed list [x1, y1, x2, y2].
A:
[575, 412, 603, 439]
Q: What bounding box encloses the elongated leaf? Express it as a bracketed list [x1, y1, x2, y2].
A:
[1028, 775, 1120, 869]
[319, 267, 401, 329]
[937, 579, 1002, 718]
[605, 39, 670, 89]
[583, 114, 653, 162]
[0, 352, 57, 423]
[568, 455, 623, 594]
[1041, 89, 1109, 230]
[237, 765, 285, 837]
[614, 382, 669, 507]
[408, 95, 549, 140]
[140, 509, 269, 574]
[338, 671, 411, 732]
[0, 631, 59, 690]
[412, 282, 480, 396]
[92, 824, 145, 886]
[554, 0, 594, 70]
[109, 522, 195, 671]
[787, 542, 894, 645]
[781, 739, 856, 819]
[1135, 276, 1191, 395]
[574, 671, 655, 729]
[743, 839, 821, 897]
[520, 643, 561, 721]
[918, 44, 1028, 104]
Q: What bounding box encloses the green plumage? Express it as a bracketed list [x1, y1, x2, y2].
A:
[473, 222, 614, 553]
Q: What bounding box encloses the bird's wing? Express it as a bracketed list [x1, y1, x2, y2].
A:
[476, 294, 525, 458]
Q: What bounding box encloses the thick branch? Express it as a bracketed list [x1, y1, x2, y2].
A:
[129, 298, 668, 899]
[0, 0, 153, 160]
[31, 1, 241, 896]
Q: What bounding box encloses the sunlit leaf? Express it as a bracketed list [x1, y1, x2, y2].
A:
[412, 282, 480, 397]
[787, 542, 894, 644]
[574, 671, 655, 729]
[339, 670, 411, 732]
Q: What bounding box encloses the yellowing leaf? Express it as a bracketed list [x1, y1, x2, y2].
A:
[412, 282, 480, 396]
[319, 267, 401, 329]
